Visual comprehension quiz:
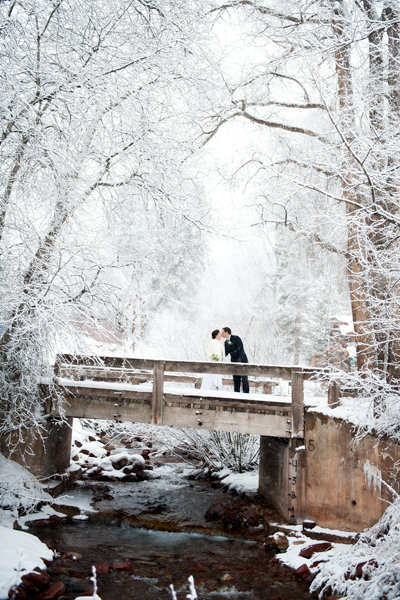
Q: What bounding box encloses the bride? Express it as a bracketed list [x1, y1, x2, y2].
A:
[201, 329, 224, 390]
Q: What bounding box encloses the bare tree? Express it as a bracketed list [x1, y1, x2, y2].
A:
[206, 0, 400, 380]
[0, 0, 216, 436]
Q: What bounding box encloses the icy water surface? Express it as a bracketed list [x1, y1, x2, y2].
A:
[29, 520, 313, 600]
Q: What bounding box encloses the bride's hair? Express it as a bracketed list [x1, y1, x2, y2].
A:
[211, 329, 220, 339]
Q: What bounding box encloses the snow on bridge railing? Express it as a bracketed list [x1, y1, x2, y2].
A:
[55, 354, 333, 438]
[55, 353, 329, 379]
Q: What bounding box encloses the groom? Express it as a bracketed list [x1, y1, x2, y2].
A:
[221, 327, 249, 393]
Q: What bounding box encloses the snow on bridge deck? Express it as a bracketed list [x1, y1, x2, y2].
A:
[57, 377, 292, 404]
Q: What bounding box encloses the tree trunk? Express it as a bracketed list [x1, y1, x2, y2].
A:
[332, 0, 377, 371]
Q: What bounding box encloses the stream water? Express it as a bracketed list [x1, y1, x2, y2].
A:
[29, 520, 312, 600]
[28, 463, 314, 599]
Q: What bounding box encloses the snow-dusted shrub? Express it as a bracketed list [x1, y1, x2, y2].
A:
[0, 454, 52, 522]
[79, 419, 165, 448]
[319, 370, 400, 443]
[311, 496, 400, 600]
[167, 428, 259, 473]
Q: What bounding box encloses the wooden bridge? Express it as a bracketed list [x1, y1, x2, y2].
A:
[19, 353, 391, 532]
[47, 354, 334, 439]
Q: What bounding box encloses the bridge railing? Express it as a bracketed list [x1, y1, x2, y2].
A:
[55, 354, 332, 438]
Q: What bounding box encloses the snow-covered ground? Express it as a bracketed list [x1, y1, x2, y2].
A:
[0, 456, 56, 598]
[0, 526, 54, 599]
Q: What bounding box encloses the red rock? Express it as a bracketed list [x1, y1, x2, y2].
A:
[96, 562, 111, 575]
[74, 440, 82, 447]
[135, 470, 150, 481]
[141, 449, 151, 458]
[68, 570, 86, 579]
[8, 585, 28, 599]
[299, 542, 332, 559]
[48, 515, 64, 525]
[205, 502, 226, 521]
[33, 519, 50, 527]
[80, 448, 90, 455]
[99, 473, 118, 482]
[295, 563, 315, 583]
[21, 571, 51, 588]
[132, 463, 145, 473]
[345, 559, 378, 580]
[310, 559, 327, 569]
[88, 435, 97, 442]
[112, 561, 132, 572]
[355, 559, 377, 578]
[42, 558, 53, 567]
[238, 506, 260, 527]
[87, 467, 102, 478]
[111, 457, 129, 470]
[104, 444, 116, 451]
[56, 559, 69, 568]
[264, 533, 288, 553]
[36, 580, 65, 599]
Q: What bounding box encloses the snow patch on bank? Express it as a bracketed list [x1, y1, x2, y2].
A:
[280, 530, 349, 571]
[0, 526, 54, 598]
[218, 470, 259, 494]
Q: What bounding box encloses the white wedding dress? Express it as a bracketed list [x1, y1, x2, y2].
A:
[200, 338, 224, 390]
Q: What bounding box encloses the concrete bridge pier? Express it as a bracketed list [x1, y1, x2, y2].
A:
[259, 435, 305, 526]
[259, 411, 400, 531]
[0, 417, 73, 479]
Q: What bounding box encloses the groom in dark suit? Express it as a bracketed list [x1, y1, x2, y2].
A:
[221, 327, 249, 393]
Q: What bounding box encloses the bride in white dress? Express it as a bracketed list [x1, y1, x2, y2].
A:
[201, 329, 224, 390]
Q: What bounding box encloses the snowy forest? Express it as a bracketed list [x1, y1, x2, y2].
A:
[1, 0, 400, 599]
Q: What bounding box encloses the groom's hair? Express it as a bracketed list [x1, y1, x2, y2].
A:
[211, 329, 220, 339]
[222, 327, 231, 335]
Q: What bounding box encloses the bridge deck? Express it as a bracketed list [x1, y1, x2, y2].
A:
[53, 378, 293, 437]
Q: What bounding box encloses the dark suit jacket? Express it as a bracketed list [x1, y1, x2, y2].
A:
[225, 335, 248, 363]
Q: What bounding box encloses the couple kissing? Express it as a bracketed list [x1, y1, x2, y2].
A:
[201, 327, 249, 393]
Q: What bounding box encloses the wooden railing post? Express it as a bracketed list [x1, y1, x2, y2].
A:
[54, 355, 62, 379]
[328, 381, 340, 407]
[151, 360, 164, 425]
[291, 370, 304, 438]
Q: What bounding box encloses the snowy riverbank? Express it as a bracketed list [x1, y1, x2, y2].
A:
[1, 418, 399, 600]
